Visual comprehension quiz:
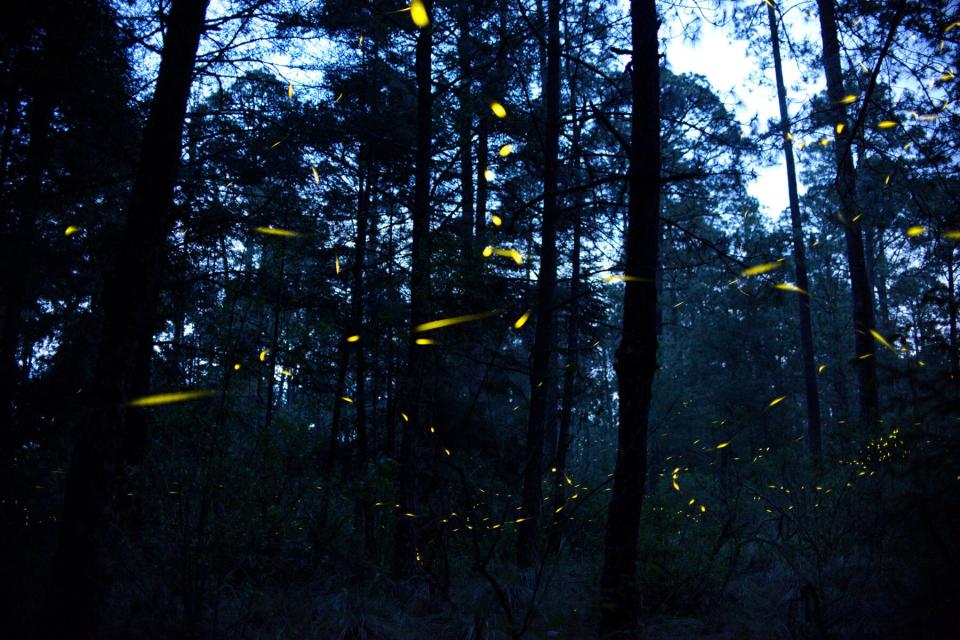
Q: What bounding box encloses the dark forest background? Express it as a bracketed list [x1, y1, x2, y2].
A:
[1, 0, 958, 637]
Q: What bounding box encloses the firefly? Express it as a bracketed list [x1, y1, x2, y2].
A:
[128, 390, 213, 407]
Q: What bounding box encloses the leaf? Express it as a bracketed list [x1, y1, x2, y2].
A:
[490, 101, 507, 118]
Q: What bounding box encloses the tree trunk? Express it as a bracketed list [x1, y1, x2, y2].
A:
[549, 195, 582, 554]
[46, 0, 209, 632]
[262, 251, 284, 444]
[598, 0, 660, 634]
[815, 0, 879, 422]
[327, 344, 349, 471]
[395, 2, 432, 579]
[517, 0, 561, 569]
[767, 3, 822, 461]
[0, 88, 51, 442]
[352, 153, 373, 555]
[457, 5, 474, 257]
[948, 244, 959, 382]
[475, 116, 488, 237]
[353, 156, 370, 470]
[876, 235, 890, 328]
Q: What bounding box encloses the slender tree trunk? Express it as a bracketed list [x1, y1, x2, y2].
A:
[457, 5, 474, 257]
[395, 3, 432, 579]
[475, 116, 488, 236]
[353, 157, 370, 469]
[768, 4, 822, 461]
[815, 0, 879, 422]
[386, 325, 397, 456]
[557, 213, 581, 471]
[262, 251, 284, 442]
[864, 223, 877, 303]
[327, 342, 349, 470]
[352, 153, 373, 555]
[517, 0, 561, 569]
[0, 89, 51, 441]
[948, 245, 959, 382]
[549, 198, 582, 554]
[598, 0, 660, 634]
[0, 89, 19, 183]
[46, 0, 209, 632]
[385, 202, 398, 456]
[876, 236, 890, 327]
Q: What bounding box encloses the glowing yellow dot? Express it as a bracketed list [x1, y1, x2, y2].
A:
[513, 310, 531, 329]
[410, 0, 429, 28]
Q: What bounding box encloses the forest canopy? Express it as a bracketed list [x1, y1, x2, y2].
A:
[1, 0, 958, 638]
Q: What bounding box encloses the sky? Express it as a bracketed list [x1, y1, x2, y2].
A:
[188, 0, 837, 224]
[663, 8, 826, 223]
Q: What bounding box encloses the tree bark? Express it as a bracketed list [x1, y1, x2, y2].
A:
[815, 0, 880, 422]
[475, 116, 488, 237]
[352, 153, 373, 555]
[0, 86, 51, 442]
[327, 341, 349, 470]
[457, 4, 474, 257]
[767, 3, 822, 461]
[46, 0, 209, 632]
[517, 0, 561, 569]
[395, 2, 432, 579]
[549, 195, 581, 555]
[353, 155, 370, 470]
[598, 0, 660, 634]
[947, 244, 959, 382]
